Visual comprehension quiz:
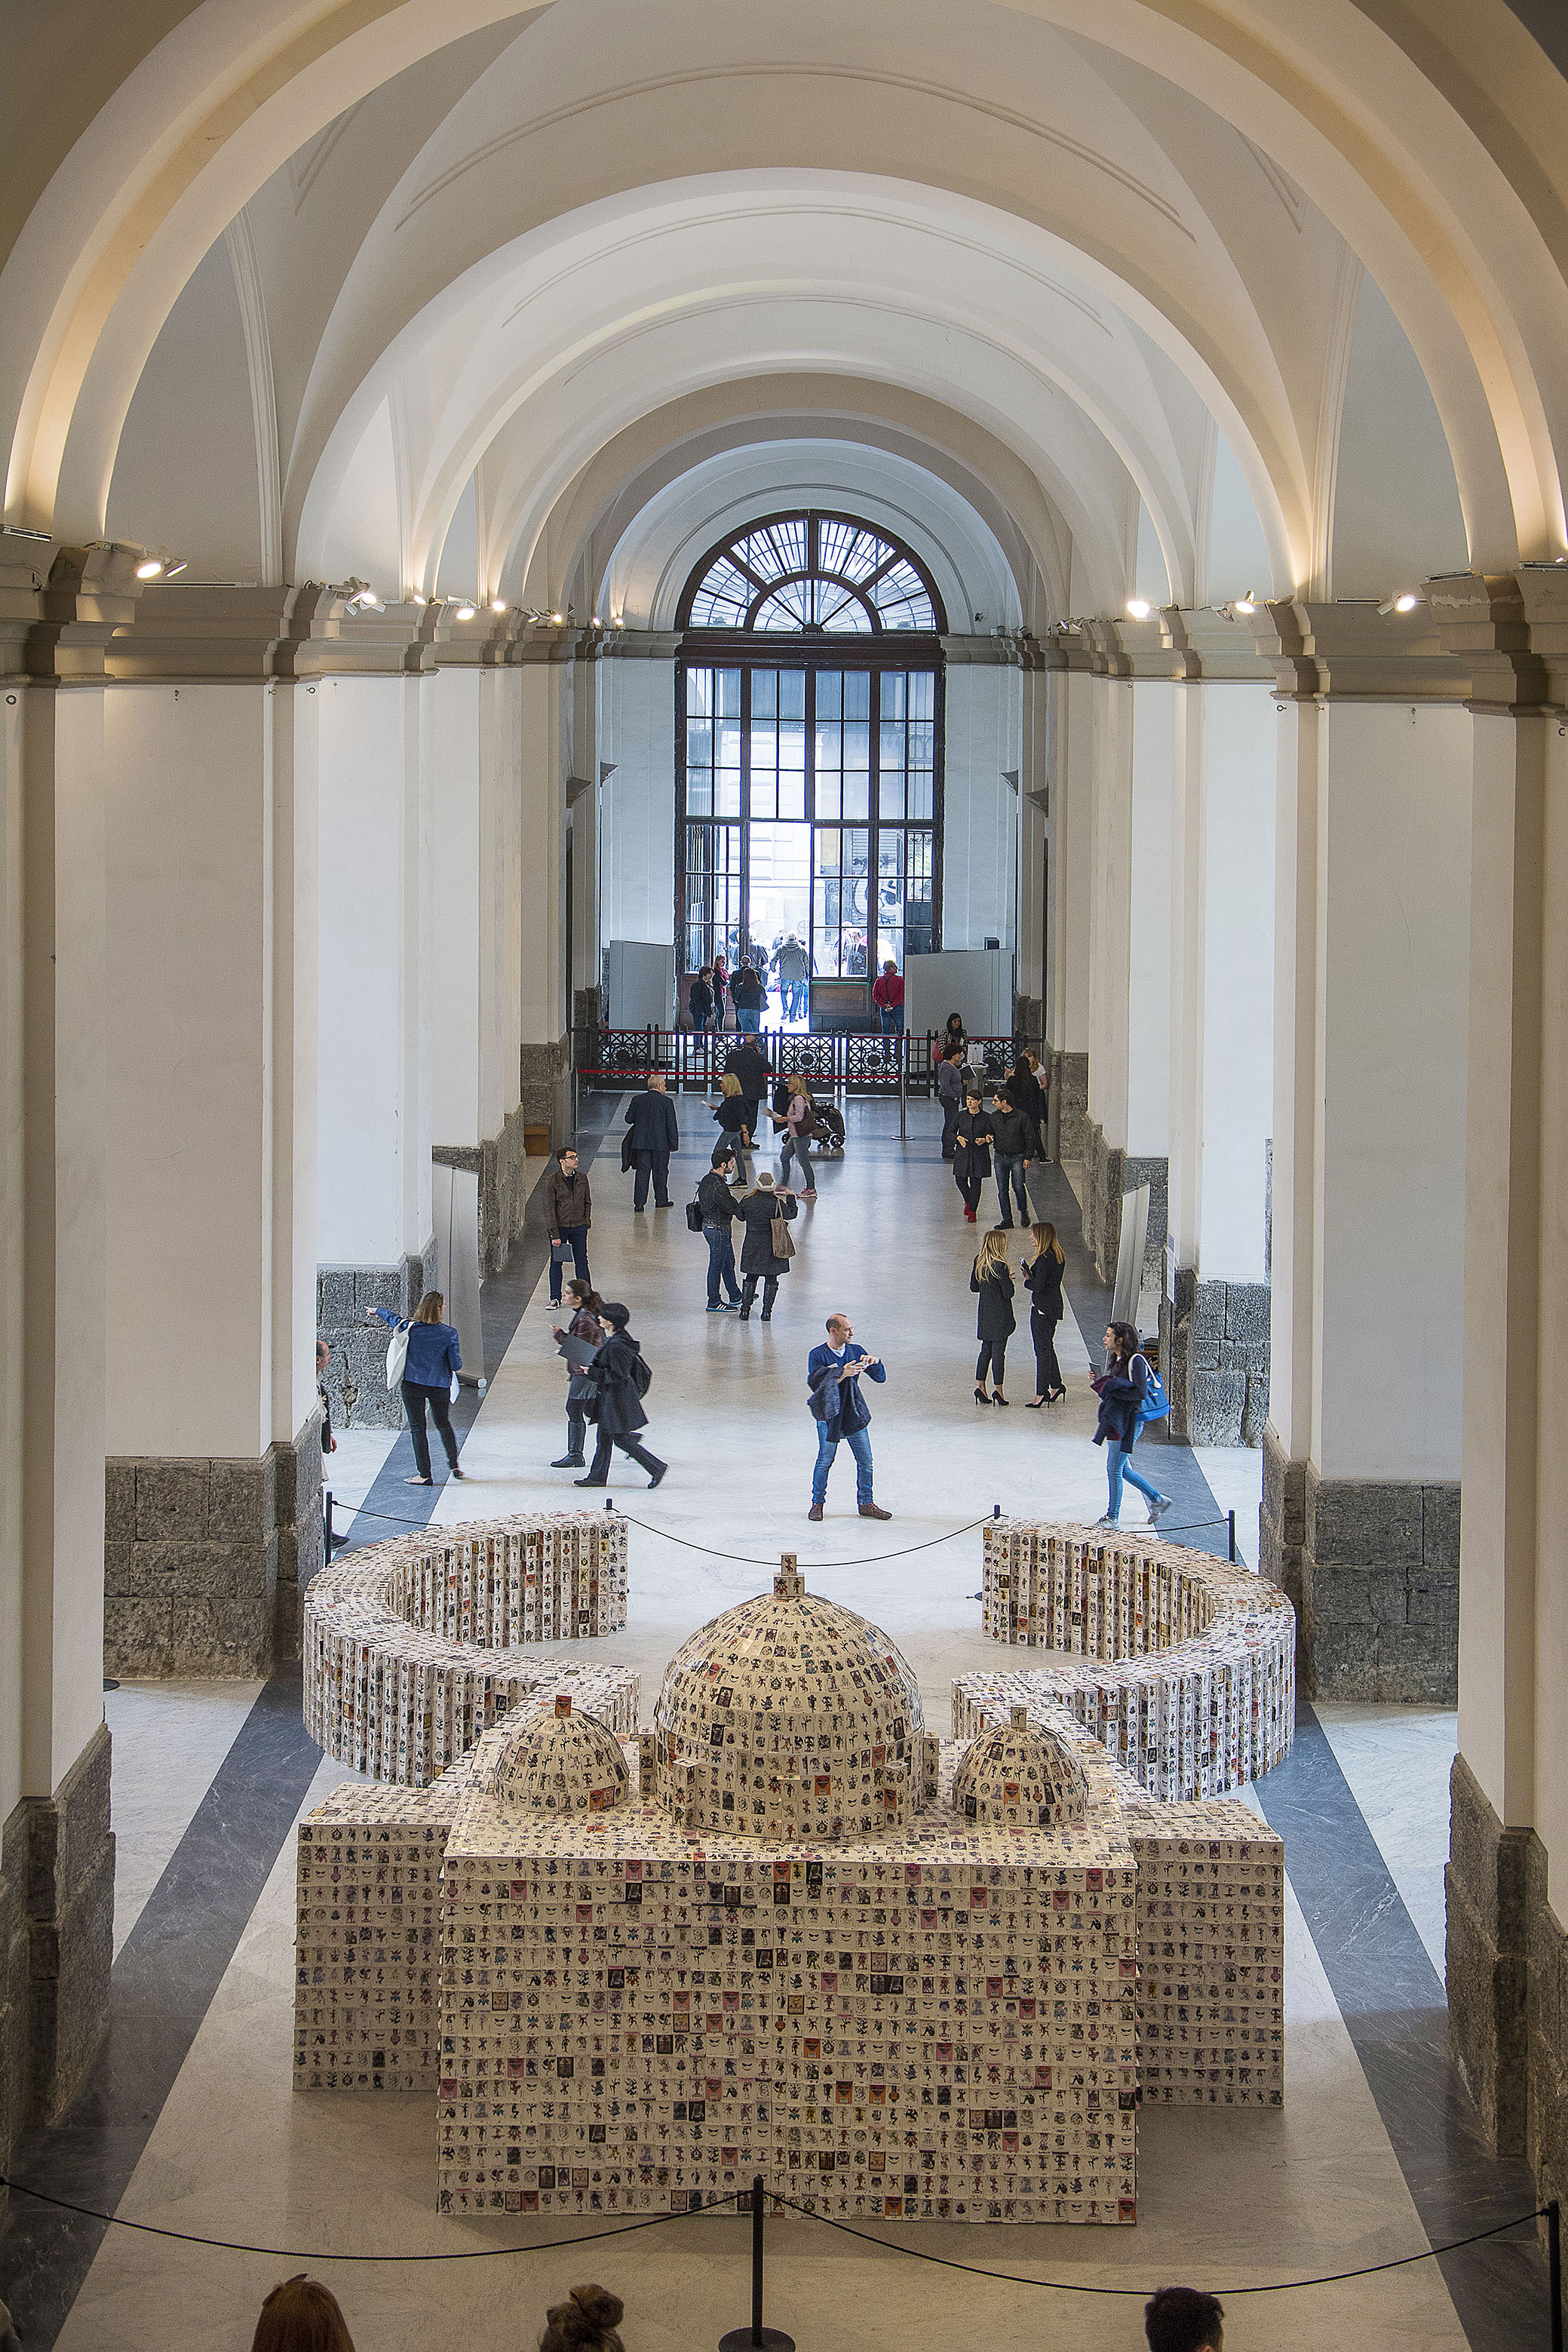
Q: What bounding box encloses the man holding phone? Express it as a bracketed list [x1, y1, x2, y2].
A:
[805, 1313, 891, 1523]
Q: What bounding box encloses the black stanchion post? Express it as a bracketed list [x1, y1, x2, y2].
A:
[719, 2178, 793, 2352]
[1228, 1509, 1236, 1564]
[993, 1503, 1001, 1519]
[1550, 2199, 1562, 2352]
[325, 1491, 335, 1560]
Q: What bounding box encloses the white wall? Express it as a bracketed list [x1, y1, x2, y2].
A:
[1207, 431, 1273, 607]
[1127, 680, 1172, 1158]
[1315, 701, 1471, 1478]
[321, 398, 404, 599]
[318, 674, 432, 1264]
[942, 662, 1017, 950]
[1198, 685, 1275, 1278]
[431, 666, 481, 1147]
[600, 653, 677, 947]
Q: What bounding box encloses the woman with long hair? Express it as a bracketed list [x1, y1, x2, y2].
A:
[772, 1075, 818, 1198]
[1023, 1221, 1067, 1405]
[1092, 1319, 1172, 1526]
[366, 1288, 465, 1485]
[712, 1069, 753, 1183]
[549, 1278, 605, 1469]
[252, 2277, 355, 2352]
[970, 1227, 1016, 1405]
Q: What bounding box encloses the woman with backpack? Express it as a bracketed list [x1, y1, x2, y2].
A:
[970, 1227, 1016, 1405]
[574, 1303, 667, 1488]
[1091, 1319, 1173, 1527]
[772, 1077, 819, 1198]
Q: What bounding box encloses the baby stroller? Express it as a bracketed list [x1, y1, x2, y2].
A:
[811, 1098, 847, 1156]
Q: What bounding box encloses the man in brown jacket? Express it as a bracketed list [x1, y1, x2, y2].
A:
[544, 1144, 592, 1303]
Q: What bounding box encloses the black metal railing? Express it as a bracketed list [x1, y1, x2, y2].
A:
[573, 1025, 1020, 1100]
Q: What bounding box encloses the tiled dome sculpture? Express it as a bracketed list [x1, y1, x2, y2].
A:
[953, 1703, 1092, 1829]
[492, 1693, 630, 1818]
[649, 1557, 924, 1839]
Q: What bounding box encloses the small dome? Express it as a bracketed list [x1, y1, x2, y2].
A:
[493, 1693, 630, 1818]
[651, 1558, 923, 1841]
[954, 1704, 1091, 1830]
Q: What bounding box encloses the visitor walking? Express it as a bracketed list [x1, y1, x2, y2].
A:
[575, 1303, 667, 1488]
[723, 1033, 771, 1144]
[1005, 1044, 1045, 1134]
[872, 960, 905, 1034]
[549, 1279, 605, 1467]
[935, 1046, 965, 1160]
[697, 1145, 745, 1310]
[988, 1084, 1038, 1226]
[623, 1073, 679, 1208]
[805, 1313, 891, 1521]
[776, 933, 809, 1020]
[710, 1072, 755, 1184]
[970, 1227, 1016, 1404]
[1023, 1221, 1067, 1405]
[773, 1076, 819, 1197]
[544, 1144, 592, 1303]
[711, 951, 729, 1028]
[1092, 1319, 1173, 1526]
[731, 960, 765, 1031]
[737, 1169, 798, 1319]
[952, 1087, 993, 1222]
[366, 1291, 466, 1486]
[688, 966, 716, 1032]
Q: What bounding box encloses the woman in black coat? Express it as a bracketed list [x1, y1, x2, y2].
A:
[970, 1227, 1016, 1404]
[736, 1171, 798, 1321]
[1022, 1221, 1067, 1406]
[952, 1089, 993, 1223]
[575, 1303, 667, 1489]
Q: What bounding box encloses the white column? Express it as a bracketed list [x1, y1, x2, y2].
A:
[517, 640, 569, 1139]
[1046, 665, 1094, 1159]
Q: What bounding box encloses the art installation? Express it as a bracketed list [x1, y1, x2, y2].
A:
[293, 1530, 1289, 2227]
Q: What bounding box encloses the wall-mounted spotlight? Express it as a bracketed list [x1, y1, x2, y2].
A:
[551, 609, 564, 625]
[1378, 590, 1422, 616]
[135, 545, 186, 580]
[491, 597, 508, 614]
[455, 601, 477, 621]
[411, 591, 428, 606]
[1125, 597, 1152, 621]
[612, 614, 625, 629]
[1233, 590, 1258, 614]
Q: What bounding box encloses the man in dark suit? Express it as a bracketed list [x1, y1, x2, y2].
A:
[623, 1073, 680, 1208]
[805, 1313, 891, 1523]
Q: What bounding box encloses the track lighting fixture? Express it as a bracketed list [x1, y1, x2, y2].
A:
[551, 609, 564, 625]
[135, 545, 186, 580]
[1377, 590, 1421, 616]
[491, 597, 508, 613]
[1233, 590, 1258, 614]
[612, 614, 625, 629]
[455, 601, 477, 621]
[1125, 597, 1152, 621]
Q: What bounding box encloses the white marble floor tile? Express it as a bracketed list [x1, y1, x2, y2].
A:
[1313, 1704, 1459, 1973]
[1188, 1445, 1264, 1567]
[103, 1681, 265, 1954]
[321, 1427, 400, 1516]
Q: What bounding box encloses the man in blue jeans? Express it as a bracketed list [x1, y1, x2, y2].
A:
[806, 1314, 892, 1521]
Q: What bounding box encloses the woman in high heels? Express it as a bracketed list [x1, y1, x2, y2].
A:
[970, 1227, 1015, 1405]
[1023, 1221, 1067, 1405]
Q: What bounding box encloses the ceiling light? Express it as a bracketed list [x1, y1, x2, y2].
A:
[1378, 590, 1422, 616]
[551, 610, 564, 625]
[1125, 597, 1152, 621]
[491, 598, 508, 613]
[1233, 590, 1257, 614]
[612, 614, 625, 629]
[411, 592, 427, 606]
[455, 602, 477, 621]
[135, 554, 164, 579]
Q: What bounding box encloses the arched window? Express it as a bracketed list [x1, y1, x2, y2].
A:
[676, 513, 944, 1021]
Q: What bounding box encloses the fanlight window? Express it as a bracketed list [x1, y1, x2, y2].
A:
[683, 512, 943, 635]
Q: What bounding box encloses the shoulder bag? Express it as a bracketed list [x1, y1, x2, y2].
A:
[772, 1211, 796, 1260]
[685, 1199, 704, 1233]
[385, 1322, 410, 1387]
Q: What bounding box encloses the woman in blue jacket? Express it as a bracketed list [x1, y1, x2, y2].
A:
[367, 1291, 466, 1485]
[1092, 1319, 1171, 1528]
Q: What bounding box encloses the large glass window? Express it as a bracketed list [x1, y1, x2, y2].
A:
[676, 513, 944, 1012]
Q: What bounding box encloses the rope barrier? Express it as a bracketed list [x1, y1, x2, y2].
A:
[0, 2170, 1547, 2298]
[328, 1501, 993, 1571]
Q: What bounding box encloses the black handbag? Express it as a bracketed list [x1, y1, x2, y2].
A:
[686, 1200, 704, 1233]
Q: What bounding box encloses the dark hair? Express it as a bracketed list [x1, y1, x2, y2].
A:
[566, 1279, 601, 1311]
[711, 1145, 734, 1167]
[600, 1302, 631, 1332]
[993, 1088, 1012, 1109]
[1106, 1319, 1141, 1363]
[540, 2285, 624, 2352]
[252, 2277, 355, 2352]
[944, 1012, 963, 1031]
[1145, 2285, 1223, 2352]
[556, 1144, 577, 1164]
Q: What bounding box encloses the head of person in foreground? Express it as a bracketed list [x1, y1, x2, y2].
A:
[1145, 2285, 1223, 2352]
[539, 2284, 625, 2352]
[252, 2276, 355, 2352]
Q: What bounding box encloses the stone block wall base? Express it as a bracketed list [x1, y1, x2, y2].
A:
[1048, 1048, 1088, 1165]
[1261, 1439, 1459, 1701]
[1447, 1755, 1568, 2213]
[1081, 1118, 1166, 1296]
[434, 1109, 529, 1275]
[0, 1724, 115, 2180]
[105, 1413, 322, 1676]
[317, 1242, 437, 1429]
[520, 1033, 570, 1142]
[1160, 1269, 1269, 1447]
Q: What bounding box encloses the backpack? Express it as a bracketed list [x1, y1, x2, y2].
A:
[1131, 1354, 1170, 1426]
[627, 1349, 652, 1399]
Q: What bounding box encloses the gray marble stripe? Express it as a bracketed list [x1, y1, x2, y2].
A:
[0, 1671, 324, 2348]
[1253, 1705, 1546, 2350]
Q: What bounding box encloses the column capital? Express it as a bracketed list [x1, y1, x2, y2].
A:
[1249, 596, 1473, 703]
[1, 541, 148, 680]
[1424, 570, 1557, 712]
[599, 628, 684, 662]
[100, 581, 345, 682]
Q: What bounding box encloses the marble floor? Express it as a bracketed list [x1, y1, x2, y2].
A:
[2, 1095, 1543, 2352]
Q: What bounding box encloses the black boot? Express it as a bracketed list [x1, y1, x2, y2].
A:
[552, 1454, 585, 1469]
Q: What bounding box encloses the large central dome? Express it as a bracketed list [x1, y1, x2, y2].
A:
[651, 1559, 924, 1841]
